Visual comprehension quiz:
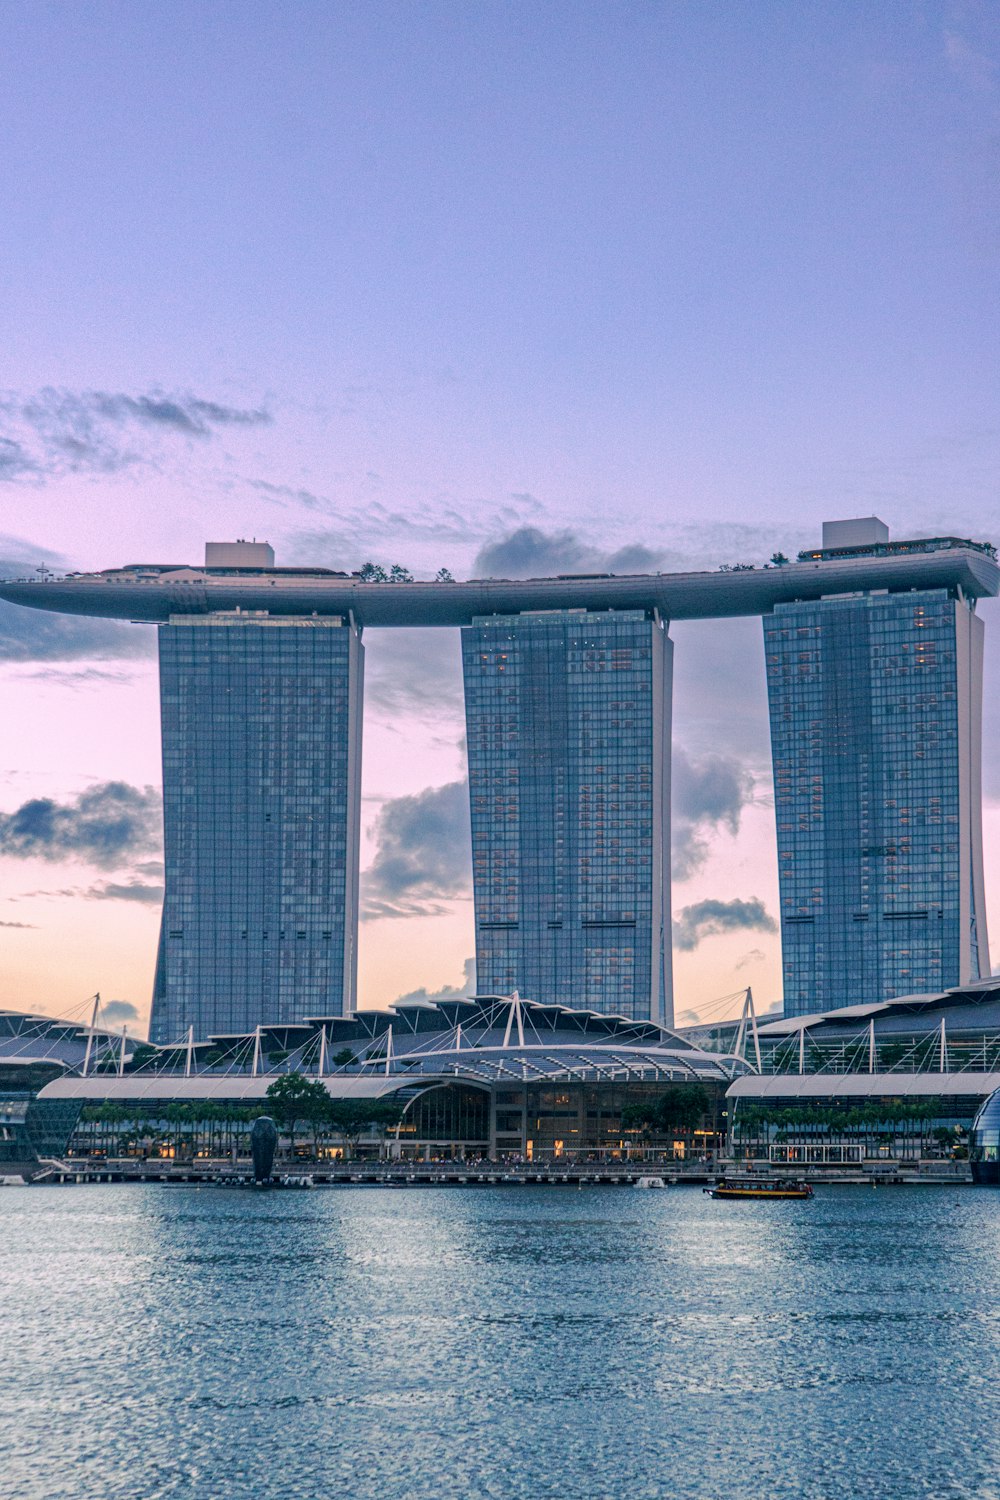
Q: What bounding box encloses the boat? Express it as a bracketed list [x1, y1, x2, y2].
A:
[704, 1175, 813, 1200]
[634, 1175, 668, 1190]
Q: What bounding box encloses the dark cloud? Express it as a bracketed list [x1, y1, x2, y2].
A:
[473, 526, 668, 579]
[0, 919, 35, 928]
[0, 602, 155, 664]
[672, 747, 755, 881]
[0, 388, 270, 480]
[605, 543, 665, 573]
[100, 1000, 139, 1024]
[673, 897, 777, 952]
[0, 438, 34, 479]
[0, 782, 162, 870]
[674, 747, 751, 828]
[93, 395, 270, 433]
[85, 880, 164, 904]
[362, 780, 471, 919]
[392, 958, 477, 1007]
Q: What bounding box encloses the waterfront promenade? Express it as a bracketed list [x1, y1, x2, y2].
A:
[30, 1156, 971, 1187]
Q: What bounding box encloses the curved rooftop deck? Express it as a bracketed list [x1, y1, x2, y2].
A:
[1, 540, 996, 626]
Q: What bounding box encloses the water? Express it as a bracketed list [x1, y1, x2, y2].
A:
[3, 1184, 1000, 1500]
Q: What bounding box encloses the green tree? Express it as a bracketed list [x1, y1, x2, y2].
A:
[332, 1048, 356, 1067]
[129, 1044, 159, 1071]
[265, 1072, 331, 1154]
[324, 1098, 403, 1157]
[770, 552, 790, 567]
[389, 563, 414, 583]
[656, 1083, 710, 1135]
[435, 567, 454, 582]
[364, 1099, 405, 1158]
[620, 1101, 657, 1135]
[357, 561, 388, 582]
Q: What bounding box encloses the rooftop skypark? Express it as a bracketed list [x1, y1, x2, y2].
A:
[1, 528, 996, 627]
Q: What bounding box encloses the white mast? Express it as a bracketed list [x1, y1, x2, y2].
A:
[81, 993, 100, 1078]
[746, 987, 762, 1074]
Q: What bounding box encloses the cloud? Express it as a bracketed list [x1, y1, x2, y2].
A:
[100, 1000, 139, 1025]
[671, 618, 772, 766]
[673, 897, 777, 952]
[734, 947, 767, 970]
[671, 747, 755, 881]
[17, 667, 148, 689]
[249, 478, 329, 513]
[0, 388, 270, 481]
[0, 439, 35, 479]
[469, 519, 810, 583]
[85, 879, 164, 904]
[362, 780, 472, 919]
[364, 628, 465, 717]
[0, 919, 35, 929]
[0, 603, 156, 664]
[0, 782, 162, 870]
[472, 526, 669, 579]
[392, 958, 477, 1007]
[0, 537, 156, 662]
[276, 493, 544, 565]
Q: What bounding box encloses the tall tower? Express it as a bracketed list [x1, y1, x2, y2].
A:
[766, 538, 989, 1016]
[149, 611, 364, 1042]
[461, 609, 673, 1025]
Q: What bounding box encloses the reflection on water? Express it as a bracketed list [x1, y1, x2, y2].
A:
[3, 1185, 1000, 1500]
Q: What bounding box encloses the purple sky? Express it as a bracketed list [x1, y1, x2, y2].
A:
[2, 2, 999, 1033]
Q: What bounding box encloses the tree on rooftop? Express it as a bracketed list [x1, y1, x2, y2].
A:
[357, 561, 388, 582]
[770, 552, 790, 567]
[435, 567, 454, 582]
[389, 563, 414, 583]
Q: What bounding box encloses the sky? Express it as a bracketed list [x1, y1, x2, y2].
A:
[1, 0, 1000, 1035]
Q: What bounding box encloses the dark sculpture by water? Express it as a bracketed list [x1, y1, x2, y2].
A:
[250, 1115, 279, 1184]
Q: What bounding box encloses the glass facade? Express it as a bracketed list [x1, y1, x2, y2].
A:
[150, 613, 364, 1042]
[971, 1088, 1000, 1184]
[765, 588, 989, 1016]
[461, 609, 672, 1024]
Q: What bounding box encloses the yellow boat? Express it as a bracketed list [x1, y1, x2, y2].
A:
[705, 1176, 813, 1201]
